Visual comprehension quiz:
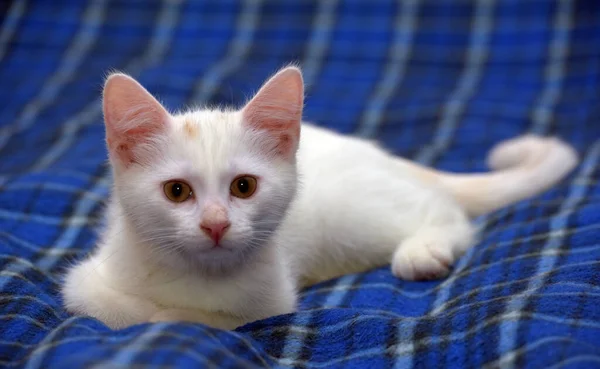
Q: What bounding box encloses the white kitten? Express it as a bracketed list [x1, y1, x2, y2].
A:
[62, 67, 578, 330]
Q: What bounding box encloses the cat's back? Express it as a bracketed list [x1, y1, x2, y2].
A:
[296, 123, 387, 178]
[297, 123, 344, 158]
[298, 123, 376, 164]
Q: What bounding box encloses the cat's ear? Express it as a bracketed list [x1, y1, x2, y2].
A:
[103, 73, 170, 167]
[242, 66, 304, 160]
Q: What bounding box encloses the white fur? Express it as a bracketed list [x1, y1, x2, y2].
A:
[62, 68, 578, 330]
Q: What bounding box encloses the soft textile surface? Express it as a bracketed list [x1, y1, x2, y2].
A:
[1, 1, 599, 368]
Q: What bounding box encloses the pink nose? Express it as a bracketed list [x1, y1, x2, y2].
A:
[200, 221, 230, 244]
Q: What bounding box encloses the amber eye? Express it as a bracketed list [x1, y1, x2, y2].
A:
[163, 181, 193, 203]
[230, 176, 257, 199]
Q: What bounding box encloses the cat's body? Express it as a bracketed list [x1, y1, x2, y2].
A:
[62, 67, 578, 330]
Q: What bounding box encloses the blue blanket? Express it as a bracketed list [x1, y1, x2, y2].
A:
[1, 1, 599, 368]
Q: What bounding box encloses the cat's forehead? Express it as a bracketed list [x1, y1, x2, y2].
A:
[168, 109, 252, 170]
[174, 109, 241, 137]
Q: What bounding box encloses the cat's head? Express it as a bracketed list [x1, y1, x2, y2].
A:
[102, 67, 304, 273]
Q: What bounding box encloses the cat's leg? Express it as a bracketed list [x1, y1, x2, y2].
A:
[62, 258, 159, 329]
[390, 198, 475, 280]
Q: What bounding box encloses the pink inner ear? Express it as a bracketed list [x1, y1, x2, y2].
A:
[103, 74, 170, 166]
[242, 67, 304, 159]
[106, 125, 159, 165]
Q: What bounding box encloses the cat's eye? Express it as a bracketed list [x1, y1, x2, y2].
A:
[230, 176, 258, 199]
[163, 181, 193, 203]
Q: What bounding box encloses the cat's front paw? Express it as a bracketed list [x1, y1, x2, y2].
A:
[391, 233, 455, 281]
[149, 309, 190, 324]
[150, 308, 245, 330]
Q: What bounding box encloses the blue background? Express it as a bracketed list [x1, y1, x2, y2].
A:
[0, 1, 599, 368]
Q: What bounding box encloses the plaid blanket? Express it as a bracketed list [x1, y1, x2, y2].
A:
[1, 1, 599, 368]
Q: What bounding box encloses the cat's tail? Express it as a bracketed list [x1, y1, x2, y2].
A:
[408, 135, 579, 217]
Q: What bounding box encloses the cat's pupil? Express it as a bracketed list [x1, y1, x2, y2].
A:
[237, 178, 249, 193]
[171, 183, 183, 197]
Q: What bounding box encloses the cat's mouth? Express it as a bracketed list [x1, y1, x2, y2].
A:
[172, 245, 236, 267]
[203, 245, 232, 253]
[195, 242, 236, 255]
